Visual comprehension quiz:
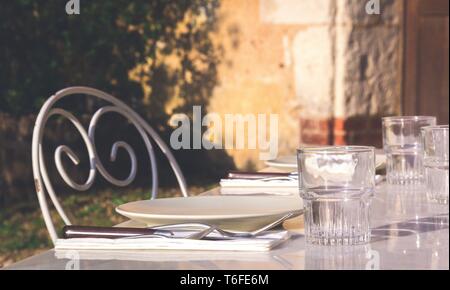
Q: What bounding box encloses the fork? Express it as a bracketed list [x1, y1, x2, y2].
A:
[258, 176, 298, 182]
[119, 225, 215, 240]
[151, 209, 303, 239]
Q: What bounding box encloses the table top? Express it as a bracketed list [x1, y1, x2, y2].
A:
[4, 182, 449, 270]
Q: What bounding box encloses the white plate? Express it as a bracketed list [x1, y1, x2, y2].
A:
[265, 156, 298, 169]
[265, 153, 386, 170]
[116, 196, 303, 232]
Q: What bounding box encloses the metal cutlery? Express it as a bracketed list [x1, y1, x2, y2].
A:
[210, 210, 303, 238]
[62, 209, 303, 240]
[227, 171, 298, 180]
[119, 226, 216, 240]
[151, 209, 304, 239]
[62, 225, 174, 239]
[62, 225, 214, 240]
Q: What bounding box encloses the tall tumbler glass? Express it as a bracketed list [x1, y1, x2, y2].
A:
[422, 125, 449, 204]
[382, 116, 436, 185]
[297, 146, 375, 246]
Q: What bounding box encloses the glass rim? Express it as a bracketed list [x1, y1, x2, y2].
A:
[297, 145, 375, 154]
[382, 116, 436, 123]
[421, 125, 449, 131]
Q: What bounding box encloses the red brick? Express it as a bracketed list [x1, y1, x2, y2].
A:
[332, 117, 345, 133]
[301, 132, 330, 145]
[299, 118, 330, 131]
[299, 116, 383, 147]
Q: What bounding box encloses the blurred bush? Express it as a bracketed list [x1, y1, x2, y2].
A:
[0, 0, 235, 208]
[0, 0, 219, 120]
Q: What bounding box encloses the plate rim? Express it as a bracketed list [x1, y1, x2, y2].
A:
[115, 195, 302, 220]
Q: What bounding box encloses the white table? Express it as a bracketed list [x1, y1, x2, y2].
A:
[4, 182, 449, 270]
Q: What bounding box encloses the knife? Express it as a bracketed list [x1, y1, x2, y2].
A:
[227, 171, 297, 180]
[62, 225, 174, 239]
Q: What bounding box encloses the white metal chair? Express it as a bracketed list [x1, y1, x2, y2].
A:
[32, 87, 188, 243]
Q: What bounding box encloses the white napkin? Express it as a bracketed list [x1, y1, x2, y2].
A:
[220, 178, 297, 188]
[220, 187, 298, 196]
[55, 230, 291, 252]
[54, 248, 282, 262]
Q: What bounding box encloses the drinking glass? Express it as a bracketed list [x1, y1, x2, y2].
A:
[297, 146, 375, 246]
[422, 125, 449, 204]
[382, 116, 436, 185]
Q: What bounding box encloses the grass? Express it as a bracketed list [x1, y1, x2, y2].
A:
[0, 184, 216, 268]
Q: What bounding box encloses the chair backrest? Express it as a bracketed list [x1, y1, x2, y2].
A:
[32, 87, 188, 243]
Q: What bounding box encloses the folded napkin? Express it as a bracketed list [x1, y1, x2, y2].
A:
[55, 230, 291, 252]
[220, 172, 298, 194]
[220, 178, 297, 188]
[220, 174, 298, 196]
[220, 186, 298, 196]
[54, 248, 282, 262]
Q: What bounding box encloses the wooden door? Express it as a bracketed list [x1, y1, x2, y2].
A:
[403, 0, 449, 124]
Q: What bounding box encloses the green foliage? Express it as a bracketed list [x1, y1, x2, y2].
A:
[0, 0, 220, 119]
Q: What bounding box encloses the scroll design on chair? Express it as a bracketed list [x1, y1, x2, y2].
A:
[32, 87, 188, 242]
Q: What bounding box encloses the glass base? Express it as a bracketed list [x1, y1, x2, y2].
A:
[426, 165, 449, 205]
[306, 233, 371, 246]
[303, 197, 371, 246]
[387, 175, 424, 185]
[386, 152, 424, 185]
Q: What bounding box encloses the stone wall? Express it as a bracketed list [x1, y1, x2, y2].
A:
[333, 0, 403, 147]
[209, 0, 403, 168]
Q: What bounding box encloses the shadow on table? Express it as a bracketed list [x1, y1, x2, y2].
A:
[371, 213, 449, 243]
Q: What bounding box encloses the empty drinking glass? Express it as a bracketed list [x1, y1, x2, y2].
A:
[422, 125, 449, 204]
[382, 116, 436, 185]
[297, 146, 375, 246]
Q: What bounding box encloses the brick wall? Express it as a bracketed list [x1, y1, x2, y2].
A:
[210, 0, 402, 167]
